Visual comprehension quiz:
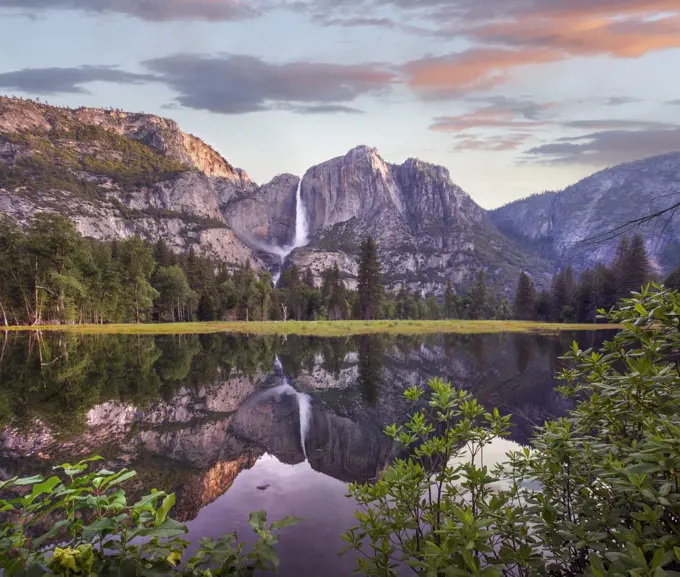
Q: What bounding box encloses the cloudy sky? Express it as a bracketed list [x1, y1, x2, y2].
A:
[1, 0, 679, 208]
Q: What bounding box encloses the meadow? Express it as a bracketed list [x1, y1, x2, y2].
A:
[4, 319, 620, 336]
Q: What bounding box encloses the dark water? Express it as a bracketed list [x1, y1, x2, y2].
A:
[0, 330, 614, 576]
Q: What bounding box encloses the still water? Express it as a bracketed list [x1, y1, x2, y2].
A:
[0, 331, 613, 575]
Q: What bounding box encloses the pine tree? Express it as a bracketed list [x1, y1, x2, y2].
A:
[626, 234, 651, 294]
[304, 268, 315, 289]
[469, 270, 488, 320]
[513, 272, 536, 320]
[426, 296, 441, 320]
[358, 235, 383, 320]
[612, 234, 650, 298]
[551, 265, 576, 322]
[593, 263, 617, 315]
[576, 268, 597, 323]
[444, 281, 457, 319]
[665, 266, 680, 291]
[326, 264, 347, 320]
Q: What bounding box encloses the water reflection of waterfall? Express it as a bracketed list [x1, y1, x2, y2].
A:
[272, 177, 309, 286]
[272, 357, 312, 460]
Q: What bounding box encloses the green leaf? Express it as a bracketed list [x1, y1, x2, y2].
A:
[270, 516, 303, 530]
[135, 518, 187, 539]
[14, 475, 44, 486]
[154, 493, 176, 526]
[102, 470, 137, 490]
[82, 517, 116, 541]
[249, 510, 267, 532]
[30, 476, 61, 497]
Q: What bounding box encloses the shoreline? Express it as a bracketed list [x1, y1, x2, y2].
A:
[1, 320, 622, 336]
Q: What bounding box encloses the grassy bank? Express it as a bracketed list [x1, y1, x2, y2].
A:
[3, 319, 621, 336]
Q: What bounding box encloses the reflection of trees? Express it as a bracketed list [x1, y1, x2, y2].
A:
[321, 338, 352, 377]
[358, 335, 385, 405]
[278, 336, 324, 377]
[0, 333, 279, 439]
[513, 334, 535, 374]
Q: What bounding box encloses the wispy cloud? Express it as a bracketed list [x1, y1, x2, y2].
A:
[430, 98, 551, 132]
[143, 53, 397, 114]
[524, 126, 680, 165]
[0, 0, 257, 21]
[0, 65, 155, 95]
[307, 0, 680, 97]
[453, 133, 532, 151]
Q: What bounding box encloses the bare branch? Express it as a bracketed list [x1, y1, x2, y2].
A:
[575, 199, 680, 247]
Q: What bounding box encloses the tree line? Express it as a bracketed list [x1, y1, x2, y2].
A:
[0, 222, 511, 326]
[3, 215, 673, 326]
[511, 233, 675, 322]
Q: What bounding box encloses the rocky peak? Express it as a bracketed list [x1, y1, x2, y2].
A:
[0, 96, 250, 183]
[301, 145, 404, 238]
[392, 157, 484, 234]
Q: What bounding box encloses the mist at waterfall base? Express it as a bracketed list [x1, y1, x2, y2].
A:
[272, 178, 309, 286]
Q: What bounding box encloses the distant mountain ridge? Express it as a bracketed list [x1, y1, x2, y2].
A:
[1, 95, 679, 293]
[490, 152, 680, 275]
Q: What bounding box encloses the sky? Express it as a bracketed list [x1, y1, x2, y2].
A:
[0, 0, 679, 209]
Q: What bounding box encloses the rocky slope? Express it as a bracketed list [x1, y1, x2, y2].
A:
[0, 96, 263, 268]
[491, 152, 680, 274]
[0, 95, 553, 292]
[5, 95, 678, 292]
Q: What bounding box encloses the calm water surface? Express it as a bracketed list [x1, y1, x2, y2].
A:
[0, 331, 614, 575]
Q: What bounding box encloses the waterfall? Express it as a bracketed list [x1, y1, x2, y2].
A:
[270, 177, 308, 287]
[293, 178, 309, 248]
[272, 356, 312, 460]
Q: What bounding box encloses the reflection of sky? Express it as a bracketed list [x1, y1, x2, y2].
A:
[184, 454, 360, 577]
[1, 3, 679, 208]
[186, 439, 528, 576]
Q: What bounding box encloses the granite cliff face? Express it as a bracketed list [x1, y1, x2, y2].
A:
[292, 146, 550, 292]
[0, 96, 263, 268]
[491, 152, 680, 274]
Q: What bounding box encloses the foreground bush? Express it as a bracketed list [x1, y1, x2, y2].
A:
[344, 285, 680, 576]
[0, 456, 299, 576]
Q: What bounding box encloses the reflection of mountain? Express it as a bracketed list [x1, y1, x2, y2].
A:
[0, 330, 613, 524]
[230, 387, 394, 483]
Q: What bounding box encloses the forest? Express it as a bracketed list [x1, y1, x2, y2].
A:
[511, 233, 670, 322]
[0, 212, 671, 326]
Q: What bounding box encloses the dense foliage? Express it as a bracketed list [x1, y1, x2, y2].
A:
[0, 222, 514, 326]
[0, 126, 188, 199]
[512, 233, 654, 323]
[344, 285, 680, 575]
[0, 456, 298, 576]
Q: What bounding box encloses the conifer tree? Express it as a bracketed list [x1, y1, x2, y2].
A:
[626, 234, 651, 293]
[513, 272, 536, 320]
[576, 268, 597, 323]
[665, 266, 680, 291]
[358, 235, 383, 320]
[469, 270, 488, 320]
[613, 234, 650, 298]
[444, 281, 457, 319]
[551, 265, 576, 322]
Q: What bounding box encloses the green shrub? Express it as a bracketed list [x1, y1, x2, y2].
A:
[0, 456, 299, 576]
[344, 285, 680, 576]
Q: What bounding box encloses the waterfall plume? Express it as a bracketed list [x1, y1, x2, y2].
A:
[293, 177, 309, 248]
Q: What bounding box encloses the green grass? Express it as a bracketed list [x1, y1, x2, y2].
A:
[3, 320, 621, 337]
